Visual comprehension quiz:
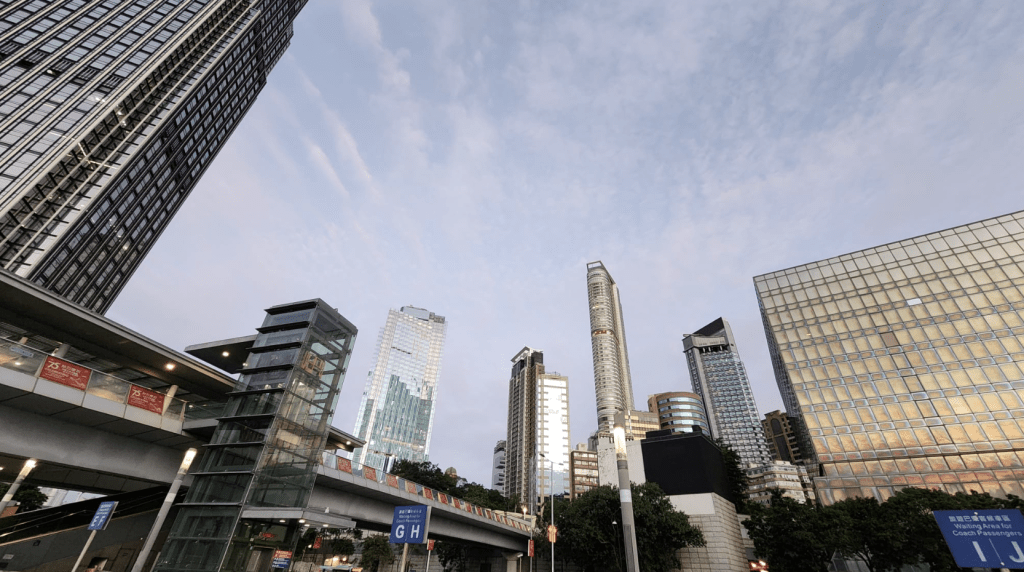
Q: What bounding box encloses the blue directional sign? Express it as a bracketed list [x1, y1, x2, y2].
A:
[390, 505, 431, 544]
[934, 509, 1024, 569]
[87, 501, 119, 531]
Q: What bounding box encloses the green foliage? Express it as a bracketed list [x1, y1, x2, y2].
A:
[743, 491, 846, 572]
[716, 439, 750, 511]
[0, 483, 49, 512]
[435, 540, 468, 572]
[294, 528, 357, 561]
[390, 460, 517, 511]
[743, 487, 1024, 572]
[535, 483, 704, 572]
[359, 534, 396, 572]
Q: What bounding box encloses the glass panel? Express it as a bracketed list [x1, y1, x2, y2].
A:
[86, 372, 130, 403]
[185, 474, 251, 504]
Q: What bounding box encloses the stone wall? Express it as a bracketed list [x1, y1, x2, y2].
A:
[670, 493, 747, 572]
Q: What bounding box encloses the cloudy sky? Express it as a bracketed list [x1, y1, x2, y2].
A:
[108, 1, 1024, 486]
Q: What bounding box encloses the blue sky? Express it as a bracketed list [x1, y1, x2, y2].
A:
[109, 1, 1024, 486]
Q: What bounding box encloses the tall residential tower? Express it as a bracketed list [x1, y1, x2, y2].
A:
[352, 306, 447, 470]
[504, 347, 570, 512]
[0, 0, 309, 313]
[756, 211, 1024, 503]
[587, 261, 635, 432]
[683, 318, 773, 467]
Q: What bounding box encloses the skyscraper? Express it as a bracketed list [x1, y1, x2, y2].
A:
[491, 439, 506, 493]
[755, 211, 1024, 503]
[587, 261, 635, 432]
[683, 318, 773, 467]
[0, 0, 309, 313]
[352, 306, 446, 470]
[504, 347, 571, 512]
[505, 347, 543, 510]
[762, 410, 806, 464]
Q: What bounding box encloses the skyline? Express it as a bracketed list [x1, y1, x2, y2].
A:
[99, 1, 1024, 487]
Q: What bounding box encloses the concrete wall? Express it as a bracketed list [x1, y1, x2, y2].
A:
[669, 493, 748, 572]
[0, 511, 158, 572]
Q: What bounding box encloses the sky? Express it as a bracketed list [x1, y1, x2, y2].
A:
[108, 1, 1024, 487]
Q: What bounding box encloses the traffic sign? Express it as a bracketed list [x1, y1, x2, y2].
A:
[88, 501, 118, 531]
[271, 550, 292, 569]
[934, 509, 1024, 568]
[390, 505, 431, 544]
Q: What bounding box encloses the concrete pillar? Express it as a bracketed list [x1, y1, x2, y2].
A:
[502, 552, 522, 572]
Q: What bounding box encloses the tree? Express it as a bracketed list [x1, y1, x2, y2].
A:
[0, 483, 48, 512]
[716, 439, 750, 511]
[743, 491, 848, 572]
[536, 484, 704, 572]
[359, 534, 396, 572]
[831, 496, 909, 572]
[435, 540, 468, 572]
[390, 460, 517, 511]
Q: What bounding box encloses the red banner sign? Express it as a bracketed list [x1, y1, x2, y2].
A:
[39, 356, 91, 390]
[363, 467, 377, 481]
[528, 539, 534, 557]
[337, 457, 353, 473]
[128, 385, 164, 413]
[423, 488, 434, 500]
[405, 481, 417, 494]
[386, 474, 399, 488]
[427, 539, 435, 551]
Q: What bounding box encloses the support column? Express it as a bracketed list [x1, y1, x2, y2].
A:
[501, 552, 523, 572]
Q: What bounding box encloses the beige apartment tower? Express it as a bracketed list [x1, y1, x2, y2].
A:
[587, 261, 636, 432]
[755, 211, 1024, 504]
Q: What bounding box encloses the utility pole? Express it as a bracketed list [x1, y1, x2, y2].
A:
[612, 412, 640, 572]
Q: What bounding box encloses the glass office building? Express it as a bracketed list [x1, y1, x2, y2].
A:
[155, 299, 357, 572]
[536, 371, 570, 505]
[683, 318, 773, 467]
[587, 261, 636, 432]
[755, 211, 1024, 503]
[647, 391, 710, 435]
[0, 0, 308, 313]
[351, 306, 447, 470]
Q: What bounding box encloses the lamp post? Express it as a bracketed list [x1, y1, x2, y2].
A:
[538, 454, 558, 572]
[129, 448, 197, 572]
[612, 412, 640, 572]
[0, 459, 37, 513]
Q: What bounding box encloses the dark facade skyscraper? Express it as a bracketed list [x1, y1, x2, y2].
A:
[756, 211, 1024, 504]
[683, 317, 773, 467]
[587, 261, 635, 432]
[505, 347, 542, 511]
[0, 0, 308, 313]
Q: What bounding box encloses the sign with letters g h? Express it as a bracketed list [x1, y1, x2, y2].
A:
[390, 505, 431, 544]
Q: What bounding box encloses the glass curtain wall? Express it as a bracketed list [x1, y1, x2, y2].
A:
[155, 300, 356, 572]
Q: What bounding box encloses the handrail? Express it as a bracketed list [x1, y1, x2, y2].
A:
[318, 451, 533, 533]
[0, 339, 186, 422]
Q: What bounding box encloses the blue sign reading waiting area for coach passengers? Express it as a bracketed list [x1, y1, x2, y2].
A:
[390, 505, 431, 544]
[934, 509, 1024, 569]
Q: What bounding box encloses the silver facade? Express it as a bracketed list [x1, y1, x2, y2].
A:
[683, 318, 773, 467]
[587, 261, 635, 432]
[352, 306, 447, 471]
[491, 439, 506, 493]
[537, 371, 570, 505]
[0, 0, 306, 313]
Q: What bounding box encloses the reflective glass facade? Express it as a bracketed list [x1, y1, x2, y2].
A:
[684, 318, 773, 467]
[351, 306, 447, 470]
[755, 211, 1024, 503]
[587, 261, 635, 432]
[647, 391, 711, 435]
[155, 299, 357, 572]
[537, 372, 570, 505]
[0, 0, 307, 313]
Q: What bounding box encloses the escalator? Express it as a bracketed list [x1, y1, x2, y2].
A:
[0, 486, 182, 572]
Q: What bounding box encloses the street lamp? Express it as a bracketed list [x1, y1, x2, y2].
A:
[0, 459, 37, 513]
[612, 412, 640, 572]
[538, 453, 560, 572]
[130, 448, 197, 572]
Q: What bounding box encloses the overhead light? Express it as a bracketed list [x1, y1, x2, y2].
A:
[298, 519, 305, 523]
[165, 363, 176, 370]
[222, 351, 230, 357]
[346, 441, 351, 445]
[14, 361, 21, 366]
[280, 519, 286, 523]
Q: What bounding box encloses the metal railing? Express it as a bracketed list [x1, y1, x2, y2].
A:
[0, 339, 186, 422]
